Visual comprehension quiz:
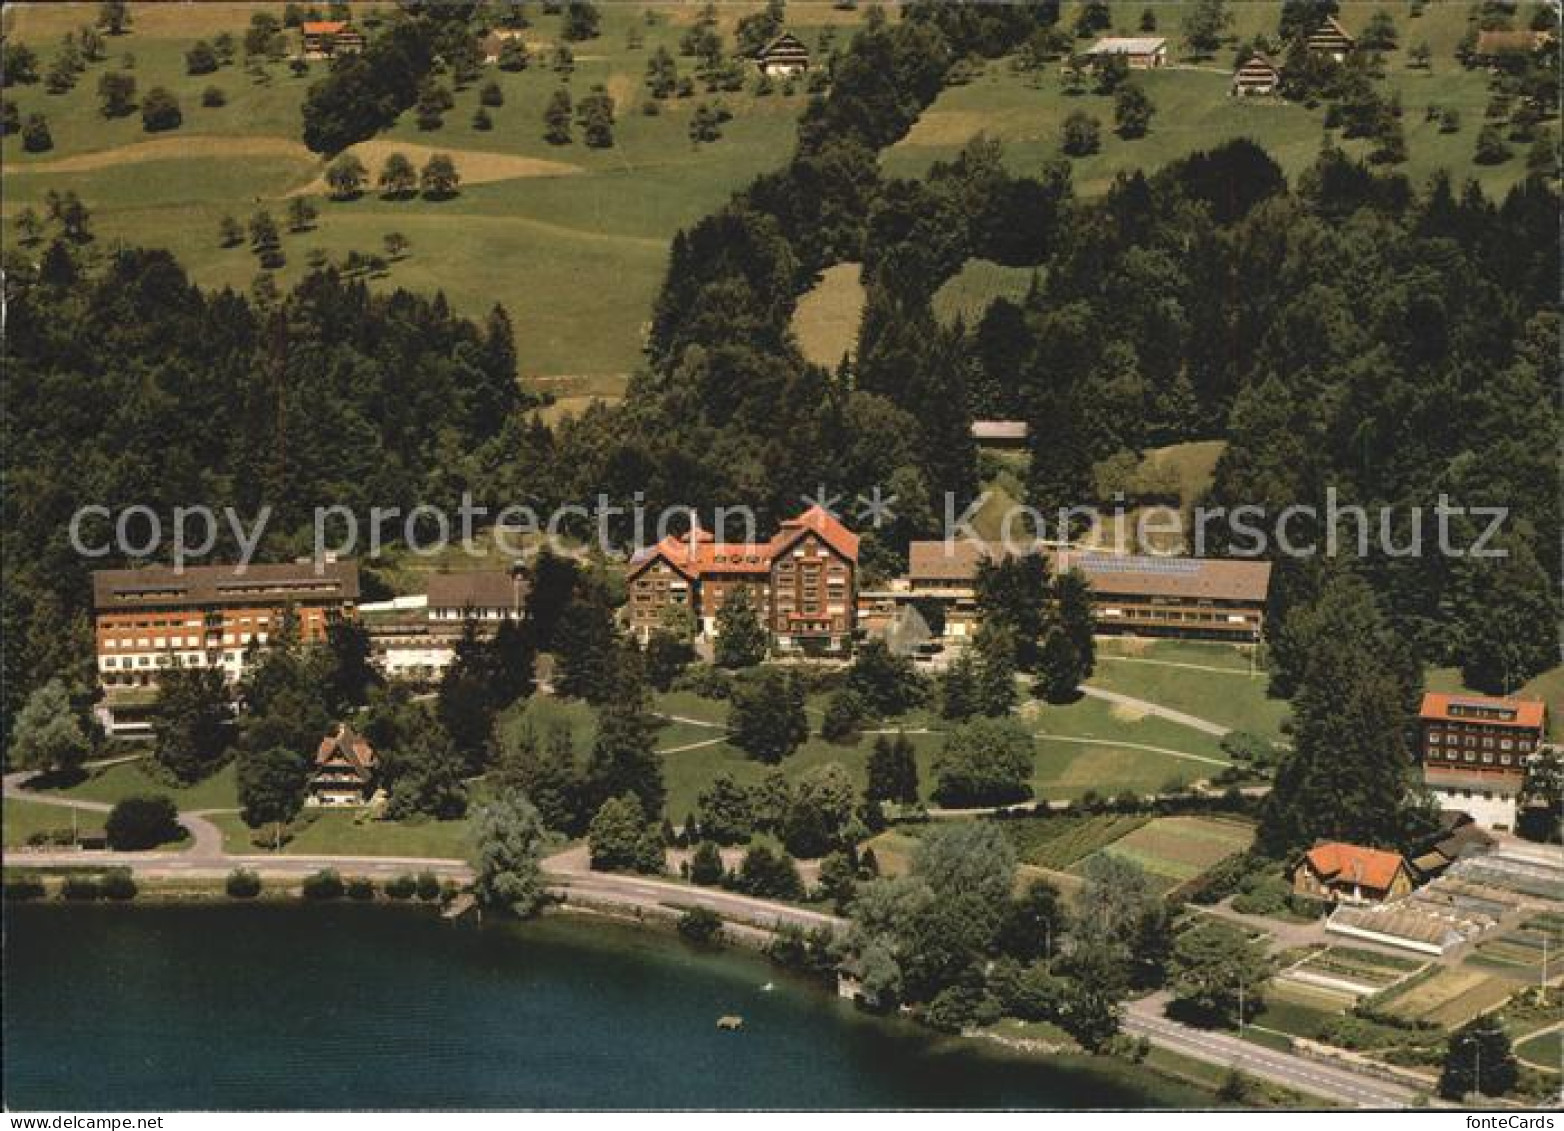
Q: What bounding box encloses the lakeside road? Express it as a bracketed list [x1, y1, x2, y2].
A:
[1123, 993, 1418, 1109]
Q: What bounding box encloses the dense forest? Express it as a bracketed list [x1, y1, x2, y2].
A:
[3, 0, 1558, 738]
[1, 249, 524, 731]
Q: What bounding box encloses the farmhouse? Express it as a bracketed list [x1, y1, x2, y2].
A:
[1053, 551, 1271, 640]
[1085, 37, 1167, 70]
[299, 20, 365, 57]
[1472, 28, 1555, 65]
[1418, 692, 1547, 831]
[363, 569, 528, 682]
[755, 32, 810, 76]
[1305, 16, 1355, 61]
[91, 560, 359, 735]
[626, 506, 858, 653]
[309, 724, 378, 806]
[1231, 52, 1282, 96]
[1292, 842, 1416, 905]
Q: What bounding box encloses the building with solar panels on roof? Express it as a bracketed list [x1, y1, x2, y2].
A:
[890, 544, 1271, 644]
[1052, 551, 1271, 641]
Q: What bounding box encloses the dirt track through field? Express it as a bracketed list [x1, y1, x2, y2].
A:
[9, 135, 316, 175]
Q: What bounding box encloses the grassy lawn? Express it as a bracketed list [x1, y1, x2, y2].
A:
[932, 258, 1037, 326]
[1515, 1028, 1563, 1071]
[792, 262, 865, 366]
[3, 798, 104, 847]
[212, 807, 475, 859]
[1027, 691, 1232, 756]
[1, 3, 845, 380]
[39, 758, 240, 811]
[1086, 643, 1287, 741]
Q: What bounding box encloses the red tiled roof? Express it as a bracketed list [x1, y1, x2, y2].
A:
[1303, 842, 1408, 892]
[1419, 692, 1546, 730]
[302, 20, 350, 35]
[773, 505, 859, 561]
[629, 508, 857, 580]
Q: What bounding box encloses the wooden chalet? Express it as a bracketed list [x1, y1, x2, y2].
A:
[756, 32, 810, 76]
[1305, 17, 1354, 61]
[309, 724, 378, 806]
[1231, 52, 1282, 96]
[299, 20, 365, 57]
[1291, 842, 1416, 905]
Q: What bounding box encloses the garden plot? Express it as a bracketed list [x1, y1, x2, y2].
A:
[1079, 815, 1254, 891]
[1465, 916, 1564, 980]
[1375, 967, 1522, 1029]
[1277, 945, 1428, 1002]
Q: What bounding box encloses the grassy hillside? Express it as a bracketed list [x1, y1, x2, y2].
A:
[885, 2, 1529, 199]
[4, 2, 1536, 392]
[2, 2, 850, 381]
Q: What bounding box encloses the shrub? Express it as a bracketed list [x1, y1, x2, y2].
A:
[729, 845, 804, 901]
[415, 871, 442, 901]
[4, 876, 47, 901]
[301, 869, 345, 900]
[100, 868, 137, 900]
[225, 868, 262, 899]
[346, 876, 376, 901]
[677, 906, 723, 944]
[689, 841, 725, 886]
[202, 86, 226, 107]
[140, 86, 182, 132]
[60, 876, 102, 901]
[673, 663, 734, 700]
[385, 874, 417, 900]
[105, 795, 182, 850]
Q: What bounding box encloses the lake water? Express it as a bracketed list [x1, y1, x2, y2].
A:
[3, 903, 1200, 1109]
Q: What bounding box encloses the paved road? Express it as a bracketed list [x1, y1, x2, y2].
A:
[1124, 993, 1418, 1108]
[1078, 685, 1232, 737]
[545, 845, 844, 934]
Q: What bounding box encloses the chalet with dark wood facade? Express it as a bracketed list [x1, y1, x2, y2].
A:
[1305, 16, 1355, 61]
[756, 32, 810, 75]
[626, 507, 857, 654]
[1232, 52, 1282, 96]
[309, 724, 378, 806]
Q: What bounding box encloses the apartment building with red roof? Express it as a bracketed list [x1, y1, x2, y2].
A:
[626, 506, 857, 654]
[1418, 691, 1548, 831]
